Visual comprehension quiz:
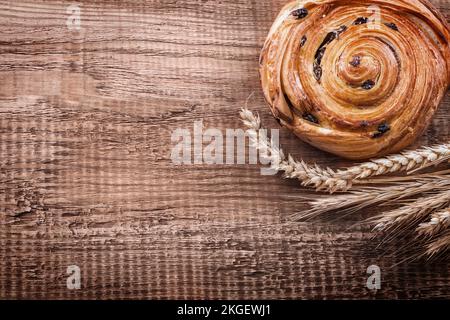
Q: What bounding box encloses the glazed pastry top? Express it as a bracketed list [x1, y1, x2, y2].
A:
[260, 0, 450, 159]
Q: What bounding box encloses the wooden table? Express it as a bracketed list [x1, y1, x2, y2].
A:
[0, 0, 449, 299]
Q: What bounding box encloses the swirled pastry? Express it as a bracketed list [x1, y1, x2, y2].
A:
[260, 0, 450, 160]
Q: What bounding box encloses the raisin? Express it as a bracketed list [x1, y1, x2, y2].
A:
[372, 123, 390, 138]
[353, 17, 368, 25]
[313, 64, 322, 81]
[378, 123, 390, 133]
[316, 25, 347, 55]
[292, 8, 308, 19]
[360, 120, 369, 127]
[300, 36, 307, 47]
[362, 80, 375, 90]
[349, 56, 361, 67]
[312, 26, 347, 83]
[303, 113, 319, 124]
[319, 31, 336, 48]
[314, 47, 326, 65]
[385, 22, 399, 31]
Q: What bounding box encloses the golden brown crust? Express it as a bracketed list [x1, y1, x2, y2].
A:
[260, 0, 450, 160]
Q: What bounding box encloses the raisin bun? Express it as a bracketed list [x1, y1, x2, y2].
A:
[260, 0, 450, 160]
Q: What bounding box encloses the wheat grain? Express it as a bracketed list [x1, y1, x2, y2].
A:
[423, 230, 450, 259]
[417, 207, 450, 237]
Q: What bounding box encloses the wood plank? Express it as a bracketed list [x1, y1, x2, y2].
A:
[0, 0, 449, 299]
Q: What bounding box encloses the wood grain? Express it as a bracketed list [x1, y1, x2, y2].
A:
[0, 0, 449, 300]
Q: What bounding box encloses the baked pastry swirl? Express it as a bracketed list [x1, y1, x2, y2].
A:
[260, 0, 450, 160]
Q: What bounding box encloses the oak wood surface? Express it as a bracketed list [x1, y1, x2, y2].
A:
[0, 0, 449, 299]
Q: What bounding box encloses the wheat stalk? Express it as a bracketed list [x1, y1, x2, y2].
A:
[240, 109, 339, 191]
[334, 144, 450, 189]
[368, 190, 450, 234]
[423, 231, 450, 259]
[241, 108, 450, 259]
[240, 108, 450, 193]
[292, 175, 450, 221]
[417, 207, 450, 238]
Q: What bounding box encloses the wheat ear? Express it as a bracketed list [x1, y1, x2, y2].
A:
[369, 191, 450, 234]
[333, 144, 450, 190]
[240, 108, 450, 193]
[240, 109, 342, 191]
[417, 208, 450, 237]
[292, 175, 450, 221]
[423, 231, 450, 259]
